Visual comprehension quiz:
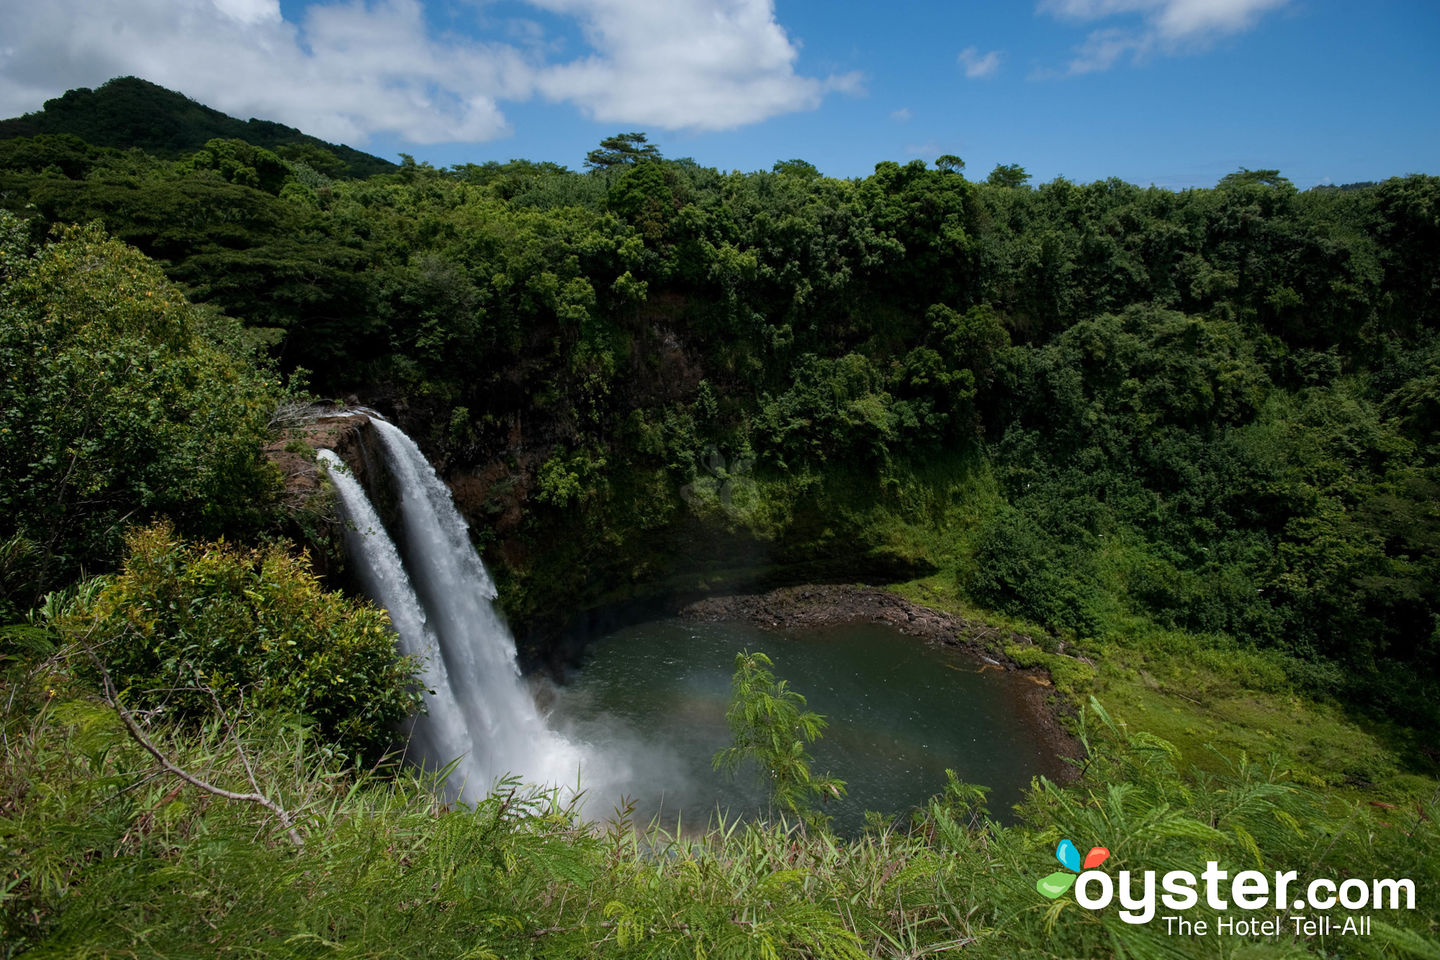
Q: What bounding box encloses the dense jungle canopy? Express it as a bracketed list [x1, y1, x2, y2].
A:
[1, 79, 1438, 959]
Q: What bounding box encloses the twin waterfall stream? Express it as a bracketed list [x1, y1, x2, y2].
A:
[319, 419, 586, 801]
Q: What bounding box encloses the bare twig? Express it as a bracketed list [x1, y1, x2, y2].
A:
[85, 647, 305, 847]
[228, 689, 269, 803]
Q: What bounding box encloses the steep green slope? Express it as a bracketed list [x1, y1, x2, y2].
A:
[0, 76, 394, 179]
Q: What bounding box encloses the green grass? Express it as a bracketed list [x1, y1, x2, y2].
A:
[888, 569, 1440, 806]
[6, 639, 1439, 959]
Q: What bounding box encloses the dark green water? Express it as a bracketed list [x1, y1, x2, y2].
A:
[545, 618, 1067, 833]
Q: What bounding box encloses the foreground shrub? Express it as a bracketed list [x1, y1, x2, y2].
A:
[4, 669, 1437, 959]
[71, 521, 420, 759]
[712, 650, 847, 828]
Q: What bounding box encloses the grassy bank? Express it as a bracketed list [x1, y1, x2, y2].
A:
[891, 569, 1439, 808]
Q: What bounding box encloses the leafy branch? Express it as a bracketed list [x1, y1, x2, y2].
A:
[712, 650, 846, 829]
[85, 644, 305, 847]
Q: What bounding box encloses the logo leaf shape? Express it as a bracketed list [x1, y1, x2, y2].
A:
[1036, 871, 1077, 898]
[1037, 839, 1109, 899]
[1056, 838, 1081, 872]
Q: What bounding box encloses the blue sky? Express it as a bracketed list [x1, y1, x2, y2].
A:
[2, 0, 1436, 187]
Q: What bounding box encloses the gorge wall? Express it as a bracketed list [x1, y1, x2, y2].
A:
[275, 405, 937, 670]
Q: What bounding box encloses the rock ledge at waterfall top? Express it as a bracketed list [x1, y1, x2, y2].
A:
[265, 411, 372, 507]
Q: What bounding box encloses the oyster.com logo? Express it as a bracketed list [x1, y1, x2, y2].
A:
[1037, 838, 1110, 899]
[1032, 838, 1415, 937]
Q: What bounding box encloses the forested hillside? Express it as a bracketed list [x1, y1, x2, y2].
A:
[5, 124, 1436, 723]
[2, 92, 1439, 957]
[0, 77, 394, 179]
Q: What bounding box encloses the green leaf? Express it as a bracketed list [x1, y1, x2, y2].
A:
[1035, 871, 1077, 899]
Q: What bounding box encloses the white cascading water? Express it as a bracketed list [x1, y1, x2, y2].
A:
[319, 449, 474, 780]
[319, 421, 585, 800]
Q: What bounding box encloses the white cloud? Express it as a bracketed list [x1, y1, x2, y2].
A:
[1040, 0, 1156, 19]
[890, 107, 911, 122]
[0, 0, 847, 145]
[531, 0, 858, 131]
[1065, 27, 1143, 74]
[1150, 0, 1289, 40]
[956, 46, 1001, 78]
[211, 0, 282, 25]
[0, 0, 520, 143]
[1038, 0, 1289, 74]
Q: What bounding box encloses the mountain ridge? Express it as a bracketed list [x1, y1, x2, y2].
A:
[0, 76, 394, 179]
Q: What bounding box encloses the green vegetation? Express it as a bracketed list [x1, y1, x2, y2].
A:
[5, 643, 1437, 957]
[2, 81, 1440, 956]
[0, 77, 392, 178]
[712, 651, 846, 828]
[0, 211, 283, 613]
[70, 521, 421, 760]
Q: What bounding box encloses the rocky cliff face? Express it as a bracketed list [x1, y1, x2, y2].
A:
[265, 406, 937, 672]
[264, 408, 394, 582]
[266, 412, 367, 496]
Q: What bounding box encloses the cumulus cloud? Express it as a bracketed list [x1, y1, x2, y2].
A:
[0, 0, 847, 144]
[956, 46, 1002, 78]
[530, 0, 858, 130]
[211, 0, 283, 25]
[1038, 0, 1289, 74]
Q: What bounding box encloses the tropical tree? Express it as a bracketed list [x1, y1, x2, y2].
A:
[0, 212, 281, 598]
[712, 650, 846, 827]
[584, 132, 661, 172]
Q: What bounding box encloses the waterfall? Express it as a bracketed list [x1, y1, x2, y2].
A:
[319, 423, 583, 800]
[318, 449, 476, 785]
